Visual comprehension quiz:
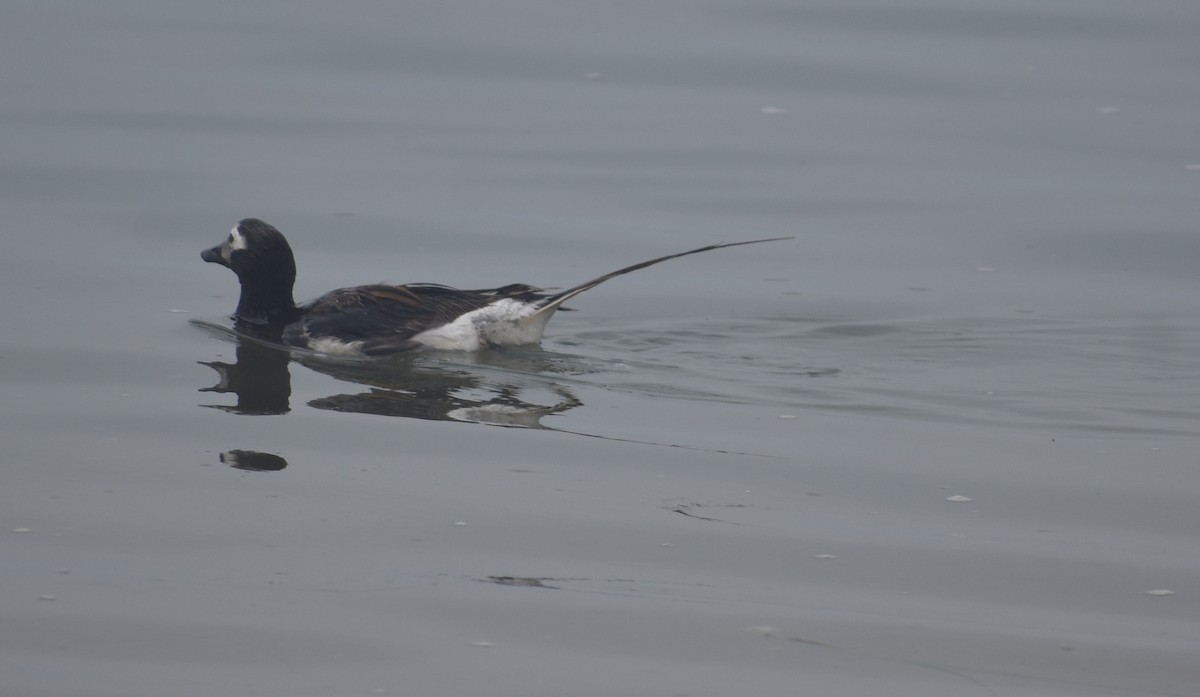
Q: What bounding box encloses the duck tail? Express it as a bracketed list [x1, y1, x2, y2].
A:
[528, 236, 794, 318]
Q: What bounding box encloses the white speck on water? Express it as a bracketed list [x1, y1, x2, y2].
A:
[945, 495, 973, 503]
[39, 595, 56, 601]
[583, 72, 604, 81]
[815, 554, 836, 559]
[976, 267, 996, 272]
[761, 106, 786, 115]
[168, 309, 189, 313]
[1144, 589, 1175, 597]
[777, 414, 798, 420]
[470, 641, 496, 648]
[1184, 164, 1200, 171]
[452, 521, 468, 527]
[748, 625, 776, 636]
[660, 542, 674, 547]
[1097, 106, 1120, 114]
[12, 528, 32, 533]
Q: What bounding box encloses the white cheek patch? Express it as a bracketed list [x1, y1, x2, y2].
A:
[229, 225, 248, 251]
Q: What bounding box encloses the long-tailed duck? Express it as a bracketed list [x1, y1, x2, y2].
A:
[202, 218, 790, 356]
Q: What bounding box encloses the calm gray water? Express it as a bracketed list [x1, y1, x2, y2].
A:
[3, 1, 1198, 695]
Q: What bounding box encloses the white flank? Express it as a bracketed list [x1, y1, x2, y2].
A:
[410, 299, 553, 351]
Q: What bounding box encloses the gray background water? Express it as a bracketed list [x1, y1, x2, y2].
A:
[3, 1, 1198, 695]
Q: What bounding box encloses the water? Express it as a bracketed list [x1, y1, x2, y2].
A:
[3, 1, 1198, 695]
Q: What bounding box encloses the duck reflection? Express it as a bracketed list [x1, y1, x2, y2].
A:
[199, 336, 292, 415]
[195, 320, 584, 428]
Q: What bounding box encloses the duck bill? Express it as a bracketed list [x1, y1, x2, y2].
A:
[201, 244, 228, 267]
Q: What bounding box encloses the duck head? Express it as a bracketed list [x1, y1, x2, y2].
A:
[203, 218, 298, 325]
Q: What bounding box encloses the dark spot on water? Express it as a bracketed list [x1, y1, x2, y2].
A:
[219, 449, 288, 472]
[486, 576, 558, 588]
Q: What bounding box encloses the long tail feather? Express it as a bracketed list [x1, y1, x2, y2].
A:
[531, 236, 794, 316]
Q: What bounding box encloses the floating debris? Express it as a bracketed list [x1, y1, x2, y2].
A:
[11, 528, 32, 533]
[777, 414, 798, 420]
[814, 554, 836, 559]
[1144, 589, 1175, 597]
[945, 495, 973, 503]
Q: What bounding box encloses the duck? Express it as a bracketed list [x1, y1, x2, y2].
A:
[201, 218, 791, 356]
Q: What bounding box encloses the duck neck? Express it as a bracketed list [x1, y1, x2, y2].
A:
[234, 279, 296, 326]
